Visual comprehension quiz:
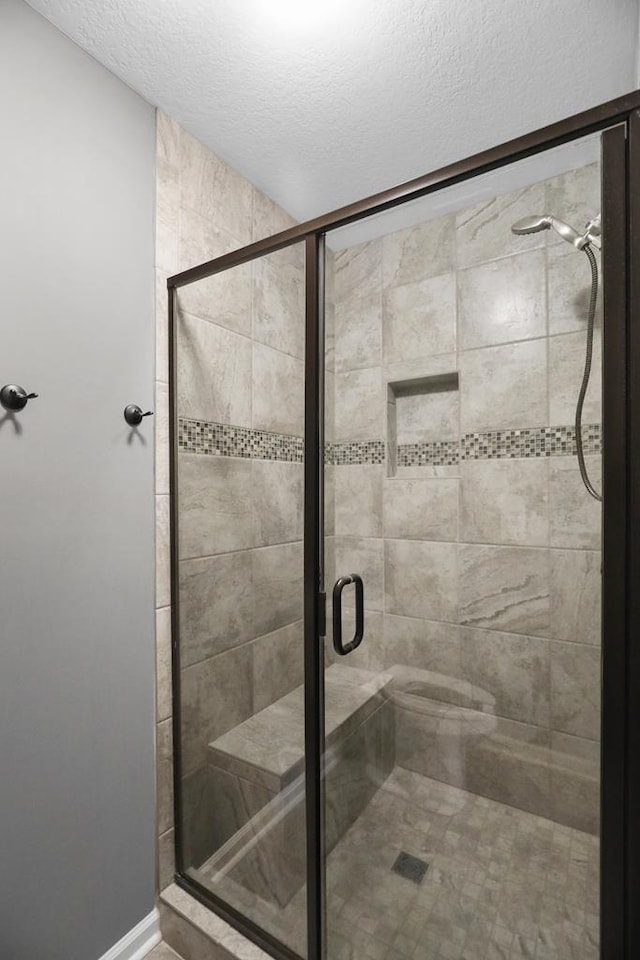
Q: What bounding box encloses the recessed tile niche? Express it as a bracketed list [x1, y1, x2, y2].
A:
[387, 371, 459, 477]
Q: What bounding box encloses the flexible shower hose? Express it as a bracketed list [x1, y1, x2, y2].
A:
[575, 243, 601, 501]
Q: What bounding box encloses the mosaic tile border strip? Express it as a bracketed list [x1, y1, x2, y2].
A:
[337, 424, 601, 466]
[178, 418, 303, 462]
[325, 440, 386, 465]
[178, 418, 601, 465]
[459, 423, 602, 461]
[397, 440, 460, 467]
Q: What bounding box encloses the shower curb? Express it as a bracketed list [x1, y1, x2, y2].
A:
[159, 884, 270, 960]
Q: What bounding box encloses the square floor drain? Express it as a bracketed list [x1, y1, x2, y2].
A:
[392, 851, 429, 884]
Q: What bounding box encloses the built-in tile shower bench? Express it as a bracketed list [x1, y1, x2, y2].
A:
[201, 665, 395, 906]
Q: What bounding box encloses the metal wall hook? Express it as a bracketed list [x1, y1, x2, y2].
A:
[124, 404, 153, 427]
[1, 384, 39, 412]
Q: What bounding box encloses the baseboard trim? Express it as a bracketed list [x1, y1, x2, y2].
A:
[97, 909, 161, 960]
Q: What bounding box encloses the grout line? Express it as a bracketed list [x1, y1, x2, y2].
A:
[177, 305, 306, 365]
[179, 540, 303, 564]
[180, 619, 304, 673]
[333, 535, 598, 554]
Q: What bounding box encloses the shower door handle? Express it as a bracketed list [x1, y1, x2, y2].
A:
[332, 574, 364, 656]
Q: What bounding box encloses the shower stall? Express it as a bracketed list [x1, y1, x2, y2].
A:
[167, 93, 640, 960]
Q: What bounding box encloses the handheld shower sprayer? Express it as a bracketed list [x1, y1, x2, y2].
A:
[511, 210, 602, 501]
[511, 214, 600, 249]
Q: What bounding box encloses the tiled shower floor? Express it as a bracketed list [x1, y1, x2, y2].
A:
[198, 767, 599, 960]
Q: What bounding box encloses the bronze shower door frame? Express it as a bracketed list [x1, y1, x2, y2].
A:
[168, 91, 640, 960]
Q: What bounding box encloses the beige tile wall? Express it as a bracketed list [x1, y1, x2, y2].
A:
[330, 163, 602, 832]
[154, 110, 308, 887]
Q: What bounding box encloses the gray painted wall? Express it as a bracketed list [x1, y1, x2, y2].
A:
[0, 2, 156, 957]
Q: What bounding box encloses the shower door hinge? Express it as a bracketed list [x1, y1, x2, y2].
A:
[318, 591, 326, 637]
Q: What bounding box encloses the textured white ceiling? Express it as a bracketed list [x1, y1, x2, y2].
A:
[26, 0, 639, 223]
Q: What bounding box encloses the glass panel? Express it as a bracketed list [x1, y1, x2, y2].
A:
[323, 133, 602, 960]
[174, 241, 307, 956]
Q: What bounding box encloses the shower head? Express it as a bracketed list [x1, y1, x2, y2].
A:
[511, 215, 583, 247]
[511, 215, 553, 236]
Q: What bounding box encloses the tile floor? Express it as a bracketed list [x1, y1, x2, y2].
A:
[325, 769, 598, 960]
[192, 767, 599, 960]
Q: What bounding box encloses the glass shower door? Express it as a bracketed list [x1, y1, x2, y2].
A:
[321, 136, 604, 960]
[172, 240, 309, 957]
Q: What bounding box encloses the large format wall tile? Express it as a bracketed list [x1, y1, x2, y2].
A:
[550, 730, 600, 834]
[157, 830, 175, 891]
[550, 640, 601, 740]
[252, 541, 304, 638]
[335, 239, 382, 303]
[252, 342, 304, 437]
[340, 610, 385, 672]
[460, 339, 547, 432]
[325, 370, 336, 445]
[157, 109, 180, 168]
[156, 199, 179, 278]
[253, 620, 304, 712]
[179, 553, 255, 666]
[156, 114, 180, 275]
[157, 718, 174, 836]
[456, 181, 546, 268]
[180, 129, 252, 245]
[334, 288, 381, 373]
[383, 477, 458, 542]
[547, 241, 603, 336]
[460, 627, 550, 726]
[459, 544, 550, 637]
[179, 204, 241, 270]
[383, 215, 455, 288]
[548, 330, 602, 425]
[156, 606, 173, 723]
[180, 644, 254, 776]
[459, 459, 548, 547]
[188, 764, 271, 866]
[252, 252, 304, 360]
[177, 312, 252, 425]
[458, 250, 546, 349]
[549, 456, 601, 549]
[252, 187, 297, 247]
[385, 539, 458, 622]
[325, 465, 336, 536]
[549, 549, 601, 646]
[334, 367, 383, 441]
[156, 495, 171, 608]
[463, 716, 552, 821]
[177, 266, 252, 338]
[334, 465, 383, 538]
[253, 460, 304, 547]
[394, 700, 465, 788]
[156, 380, 170, 496]
[333, 240, 382, 370]
[156, 268, 170, 383]
[178, 208, 252, 335]
[383, 615, 460, 676]
[382, 272, 456, 363]
[178, 454, 255, 559]
[334, 537, 384, 612]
